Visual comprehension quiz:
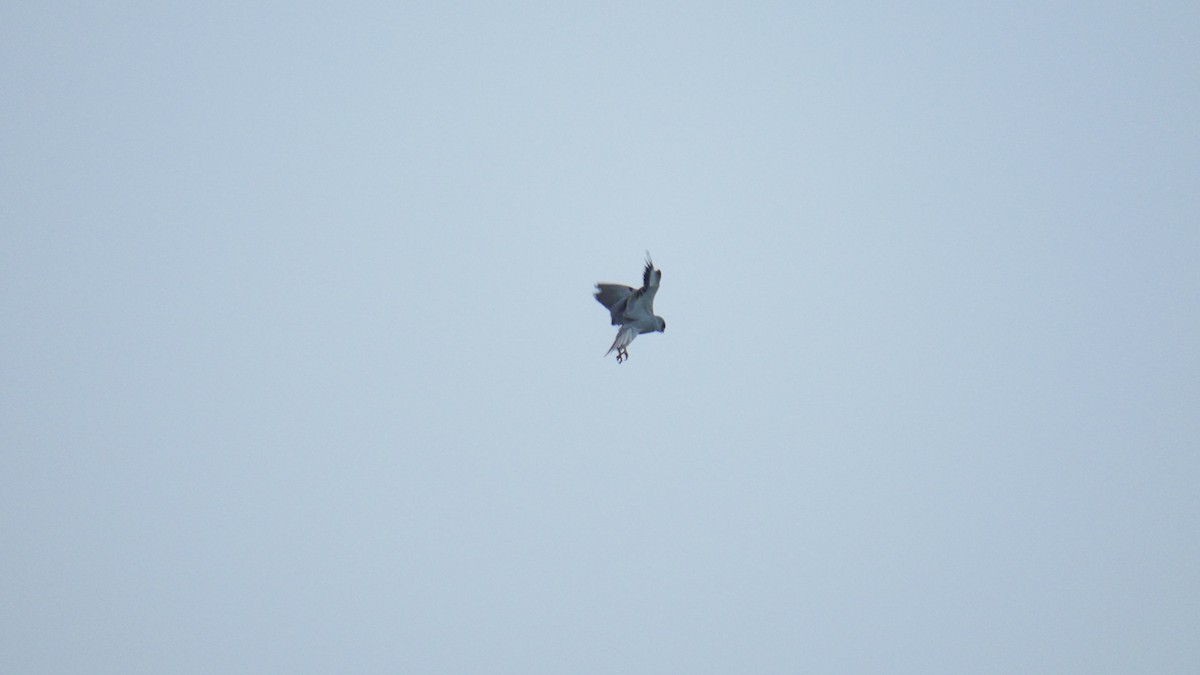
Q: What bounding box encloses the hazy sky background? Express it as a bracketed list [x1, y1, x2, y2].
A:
[3, 2, 1197, 672]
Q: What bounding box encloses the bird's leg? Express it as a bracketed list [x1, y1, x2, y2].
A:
[616, 347, 628, 363]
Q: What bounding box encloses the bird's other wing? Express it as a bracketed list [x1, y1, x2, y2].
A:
[595, 284, 635, 325]
[642, 254, 661, 292]
[625, 257, 662, 320]
[605, 323, 639, 356]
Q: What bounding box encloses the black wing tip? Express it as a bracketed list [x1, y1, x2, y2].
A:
[642, 252, 660, 287]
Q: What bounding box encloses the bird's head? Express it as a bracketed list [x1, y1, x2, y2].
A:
[655, 317, 667, 333]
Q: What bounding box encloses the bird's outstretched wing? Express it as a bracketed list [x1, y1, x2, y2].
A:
[623, 256, 661, 321]
[594, 284, 635, 326]
[642, 255, 661, 291]
[604, 323, 639, 356]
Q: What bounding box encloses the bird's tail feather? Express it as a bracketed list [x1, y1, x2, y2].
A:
[605, 325, 638, 356]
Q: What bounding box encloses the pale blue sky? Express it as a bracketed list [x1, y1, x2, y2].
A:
[3, 2, 1198, 673]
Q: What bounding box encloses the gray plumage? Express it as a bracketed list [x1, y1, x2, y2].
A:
[594, 255, 667, 363]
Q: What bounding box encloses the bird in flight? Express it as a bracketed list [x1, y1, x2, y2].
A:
[594, 254, 667, 363]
